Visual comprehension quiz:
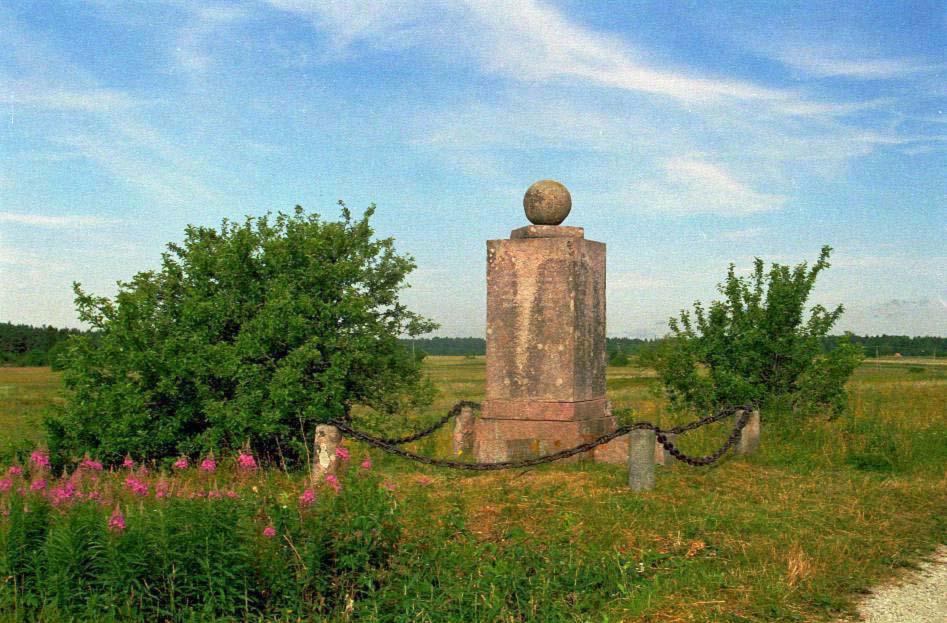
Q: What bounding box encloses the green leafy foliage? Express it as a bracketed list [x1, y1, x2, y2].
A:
[653, 246, 863, 416]
[45, 205, 437, 466]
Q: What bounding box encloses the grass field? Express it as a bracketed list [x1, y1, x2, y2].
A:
[1, 358, 945, 622]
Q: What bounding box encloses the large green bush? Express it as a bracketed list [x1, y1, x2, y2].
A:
[652, 246, 862, 416]
[46, 205, 436, 466]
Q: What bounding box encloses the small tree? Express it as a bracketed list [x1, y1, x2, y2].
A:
[652, 246, 862, 417]
[46, 204, 437, 465]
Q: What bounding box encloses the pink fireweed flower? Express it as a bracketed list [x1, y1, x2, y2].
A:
[30, 451, 51, 470]
[199, 456, 216, 473]
[335, 446, 350, 461]
[80, 457, 103, 471]
[122, 456, 134, 469]
[262, 525, 276, 538]
[325, 474, 341, 493]
[108, 507, 125, 533]
[30, 479, 47, 492]
[299, 488, 316, 507]
[0, 478, 11, 492]
[360, 457, 372, 470]
[86, 491, 101, 501]
[382, 482, 397, 492]
[50, 482, 77, 506]
[224, 490, 238, 499]
[236, 452, 257, 471]
[7, 466, 23, 477]
[173, 457, 189, 470]
[154, 480, 170, 498]
[124, 477, 148, 497]
[207, 490, 221, 499]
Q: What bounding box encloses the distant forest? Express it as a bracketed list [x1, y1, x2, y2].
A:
[403, 335, 946, 358]
[1, 321, 944, 367]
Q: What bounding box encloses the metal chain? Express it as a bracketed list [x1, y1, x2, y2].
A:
[328, 403, 755, 471]
[352, 400, 482, 445]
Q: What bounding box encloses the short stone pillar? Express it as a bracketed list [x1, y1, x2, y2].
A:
[654, 433, 675, 466]
[628, 429, 656, 491]
[735, 409, 761, 456]
[452, 405, 476, 457]
[474, 180, 616, 462]
[312, 424, 342, 482]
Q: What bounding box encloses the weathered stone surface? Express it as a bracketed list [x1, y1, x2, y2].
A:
[485, 237, 606, 403]
[628, 429, 656, 491]
[654, 433, 675, 466]
[510, 225, 584, 239]
[312, 424, 342, 482]
[483, 397, 608, 421]
[523, 179, 571, 225]
[736, 409, 761, 455]
[452, 405, 476, 457]
[474, 415, 617, 462]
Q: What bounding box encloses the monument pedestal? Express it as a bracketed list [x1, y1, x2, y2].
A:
[475, 198, 615, 462]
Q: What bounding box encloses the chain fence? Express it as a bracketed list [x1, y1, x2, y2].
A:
[328, 402, 755, 471]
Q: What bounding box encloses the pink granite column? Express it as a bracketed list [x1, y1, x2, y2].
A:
[474, 181, 616, 462]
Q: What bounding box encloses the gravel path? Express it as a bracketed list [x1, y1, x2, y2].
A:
[846, 546, 947, 622]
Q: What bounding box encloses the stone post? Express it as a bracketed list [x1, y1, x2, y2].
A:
[312, 424, 342, 482]
[628, 429, 656, 491]
[452, 405, 476, 457]
[654, 433, 675, 466]
[735, 409, 761, 456]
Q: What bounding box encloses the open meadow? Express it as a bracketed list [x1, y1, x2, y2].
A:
[0, 358, 944, 622]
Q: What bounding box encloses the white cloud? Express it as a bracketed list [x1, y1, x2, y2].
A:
[777, 49, 944, 79]
[719, 228, 766, 241]
[0, 212, 118, 228]
[173, 3, 249, 74]
[265, 0, 790, 103]
[648, 158, 788, 216]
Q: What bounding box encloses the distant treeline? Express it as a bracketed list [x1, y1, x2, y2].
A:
[827, 334, 944, 358]
[404, 335, 946, 358]
[2, 321, 944, 366]
[0, 322, 84, 366]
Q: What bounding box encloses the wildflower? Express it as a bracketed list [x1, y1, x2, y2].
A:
[360, 457, 372, 470]
[86, 491, 101, 501]
[80, 457, 103, 471]
[122, 455, 134, 469]
[50, 482, 77, 506]
[30, 451, 50, 470]
[335, 446, 350, 461]
[208, 490, 222, 499]
[299, 488, 316, 507]
[154, 481, 169, 498]
[237, 452, 257, 471]
[224, 490, 238, 499]
[415, 475, 433, 486]
[382, 482, 396, 492]
[262, 525, 276, 538]
[199, 455, 216, 473]
[173, 457, 189, 470]
[108, 507, 126, 533]
[30, 479, 47, 492]
[124, 477, 148, 496]
[0, 478, 11, 492]
[325, 474, 341, 493]
[7, 466, 23, 477]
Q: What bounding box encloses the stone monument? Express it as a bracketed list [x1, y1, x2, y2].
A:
[474, 180, 618, 462]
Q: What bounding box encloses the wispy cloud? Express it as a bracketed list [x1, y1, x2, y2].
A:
[777, 49, 944, 79]
[173, 3, 249, 74]
[646, 158, 787, 216]
[0, 212, 118, 228]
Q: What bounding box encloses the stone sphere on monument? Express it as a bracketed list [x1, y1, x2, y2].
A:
[523, 179, 571, 225]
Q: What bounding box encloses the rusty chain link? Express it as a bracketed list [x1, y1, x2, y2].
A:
[329, 402, 756, 470]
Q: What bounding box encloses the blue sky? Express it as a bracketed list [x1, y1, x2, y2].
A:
[1, 0, 945, 337]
